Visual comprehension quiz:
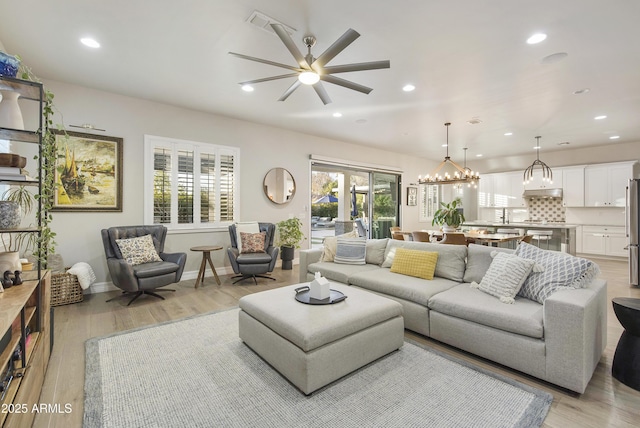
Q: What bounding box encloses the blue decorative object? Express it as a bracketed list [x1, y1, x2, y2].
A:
[0, 52, 20, 78]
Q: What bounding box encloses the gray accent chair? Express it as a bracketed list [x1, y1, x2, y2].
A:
[101, 225, 187, 305]
[227, 223, 279, 284]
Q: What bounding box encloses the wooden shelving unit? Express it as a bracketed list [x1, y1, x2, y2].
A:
[0, 75, 51, 427]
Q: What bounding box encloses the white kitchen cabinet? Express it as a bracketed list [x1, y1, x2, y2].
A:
[480, 172, 524, 207]
[562, 166, 585, 207]
[478, 173, 495, 207]
[581, 226, 627, 257]
[585, 162, 636, 207]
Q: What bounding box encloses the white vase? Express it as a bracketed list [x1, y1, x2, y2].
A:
[0, 251, 21, 274]
[442, 225, 458, 233]
[0, 90, 25, 130]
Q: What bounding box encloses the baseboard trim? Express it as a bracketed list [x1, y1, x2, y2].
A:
[86, 258, 299, 294]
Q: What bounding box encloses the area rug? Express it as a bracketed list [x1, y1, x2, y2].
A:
[84, 308, 552, 428]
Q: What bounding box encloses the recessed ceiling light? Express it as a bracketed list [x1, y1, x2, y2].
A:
[610, 135, 620, 140]
[467, 118, 482, 125]
[594, 115, 607, 120]
[558, 141, 571, 146]
[402, 84, 415, 92]
[333, 112, 342, 118]
[441, 144, 448, 147]
[355, 119, 367, 124]
[504, 132, 513, 136]
[533, 146, 541, 150]
[241, 84, 254, 92]
[476, 154, 483, 157]
[527, 33, 547, 44]
[80, 37, 100, 48]
[573, 88, 590, 95]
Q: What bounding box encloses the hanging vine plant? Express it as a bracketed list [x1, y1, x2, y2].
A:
[17, 59, 59, 266]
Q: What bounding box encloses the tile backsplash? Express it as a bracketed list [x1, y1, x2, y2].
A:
[526, 198, 565, 222]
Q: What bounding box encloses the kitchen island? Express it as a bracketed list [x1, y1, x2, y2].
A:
[462, 221, 578, 255]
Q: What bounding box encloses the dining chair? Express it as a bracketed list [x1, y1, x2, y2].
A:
[391, 232, 405, 240]
[440, 232, 468, 245]
[412, 231, 430, 242]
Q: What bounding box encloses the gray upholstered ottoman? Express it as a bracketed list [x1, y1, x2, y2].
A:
[238, 282, 404, 395]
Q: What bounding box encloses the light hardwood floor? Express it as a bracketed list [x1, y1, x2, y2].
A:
[34, 258, 640, 428]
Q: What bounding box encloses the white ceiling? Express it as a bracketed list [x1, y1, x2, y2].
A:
[1, 0, 639, 162]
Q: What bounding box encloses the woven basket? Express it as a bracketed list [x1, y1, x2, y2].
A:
[51, 271, 83, 306]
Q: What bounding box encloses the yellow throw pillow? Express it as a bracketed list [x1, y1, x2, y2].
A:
[390, 248, 438, 280]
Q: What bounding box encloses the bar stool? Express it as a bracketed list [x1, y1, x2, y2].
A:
[497, 228, 519, 249]
[527, 230, 553, 249]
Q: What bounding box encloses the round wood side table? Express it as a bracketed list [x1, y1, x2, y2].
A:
[612, 297, 640, 391]
[190, 245, 223, 288]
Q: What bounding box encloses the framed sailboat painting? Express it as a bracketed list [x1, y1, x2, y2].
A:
[51, 130, 123, 212]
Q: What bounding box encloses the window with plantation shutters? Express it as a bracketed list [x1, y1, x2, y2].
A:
[144, 135, 239, 229]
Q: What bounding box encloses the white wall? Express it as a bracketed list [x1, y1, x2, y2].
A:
[29, 79, 434, 290]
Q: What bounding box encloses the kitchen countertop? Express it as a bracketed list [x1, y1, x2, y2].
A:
[463, 221, 579, 229]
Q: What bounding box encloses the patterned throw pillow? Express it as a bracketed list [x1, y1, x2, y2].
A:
[115, 234, 162, 266]
[240, 231, 266, 253]
[515, 242, 600, 304]
[470, 252, 541, 304]
[320, 230, 359, 262]
[390, 248, 438, 280]
[334, 237, 367, 265]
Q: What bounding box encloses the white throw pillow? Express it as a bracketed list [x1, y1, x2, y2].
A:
[470, 251, 542, 304]
[235, 221, 259, 253]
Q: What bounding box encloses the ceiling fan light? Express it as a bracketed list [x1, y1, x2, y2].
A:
[298, 71, 320, 85]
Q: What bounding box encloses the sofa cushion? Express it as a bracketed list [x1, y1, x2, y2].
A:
[349, 268, 460, 307]
[307, 261, 380, 284]
[382, 240, 467, 282]
[515, 242, 600, 304]
[334, 237, 366, 265]
[390, 248, 438, 280]
[320, 230, 359, 262]
[472, 252, 540, 304]
[463, 244, 514, 284]
[366, 238, 389, 266]
[428, 284, 544, 339]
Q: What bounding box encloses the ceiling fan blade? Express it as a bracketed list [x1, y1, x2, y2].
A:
[270, 24, 309, 68]
[322, 60, 390, 74]
[312, 81, 332, 105]
[313, 28, 360, 69]
[320, 75, 373, 94]
[228, 52, 302, 72]
[239, 73, 300, 85]
[278, 80, 302, 102]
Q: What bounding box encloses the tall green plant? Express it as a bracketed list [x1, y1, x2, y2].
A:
[276, 217, 306, 248]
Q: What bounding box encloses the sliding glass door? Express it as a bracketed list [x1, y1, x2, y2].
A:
[310, 161, 401, 246]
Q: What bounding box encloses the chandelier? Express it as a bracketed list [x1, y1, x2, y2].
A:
[523, 136, 553, 184]
[418, 122, 480, 186]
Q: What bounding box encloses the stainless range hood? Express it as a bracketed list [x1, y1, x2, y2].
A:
[522, 188, 563, 198]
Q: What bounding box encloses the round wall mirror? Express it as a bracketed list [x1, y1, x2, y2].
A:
[263, 168, 296, 204]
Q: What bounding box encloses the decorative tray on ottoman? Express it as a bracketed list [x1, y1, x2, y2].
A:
[294, 285, 347, 305]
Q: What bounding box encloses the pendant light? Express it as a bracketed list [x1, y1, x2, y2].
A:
[418, 122, 480, 186]
[523, 136, 553, 184]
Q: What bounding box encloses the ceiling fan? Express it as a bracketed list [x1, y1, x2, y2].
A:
[229, 24, 390, 105]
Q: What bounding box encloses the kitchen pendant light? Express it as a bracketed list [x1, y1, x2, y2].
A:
[418, 122, 480, 186]
[523, 136, 553, 185]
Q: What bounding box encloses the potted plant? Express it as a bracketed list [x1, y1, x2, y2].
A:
[1, 185, 38, 270]
[432, 198, 465, 232]
[276, 217, 306, 270]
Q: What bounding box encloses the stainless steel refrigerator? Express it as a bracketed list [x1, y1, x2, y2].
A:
[627, 179, 640, 285]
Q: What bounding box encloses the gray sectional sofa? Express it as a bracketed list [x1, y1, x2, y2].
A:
[299, 239, 608, 394]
